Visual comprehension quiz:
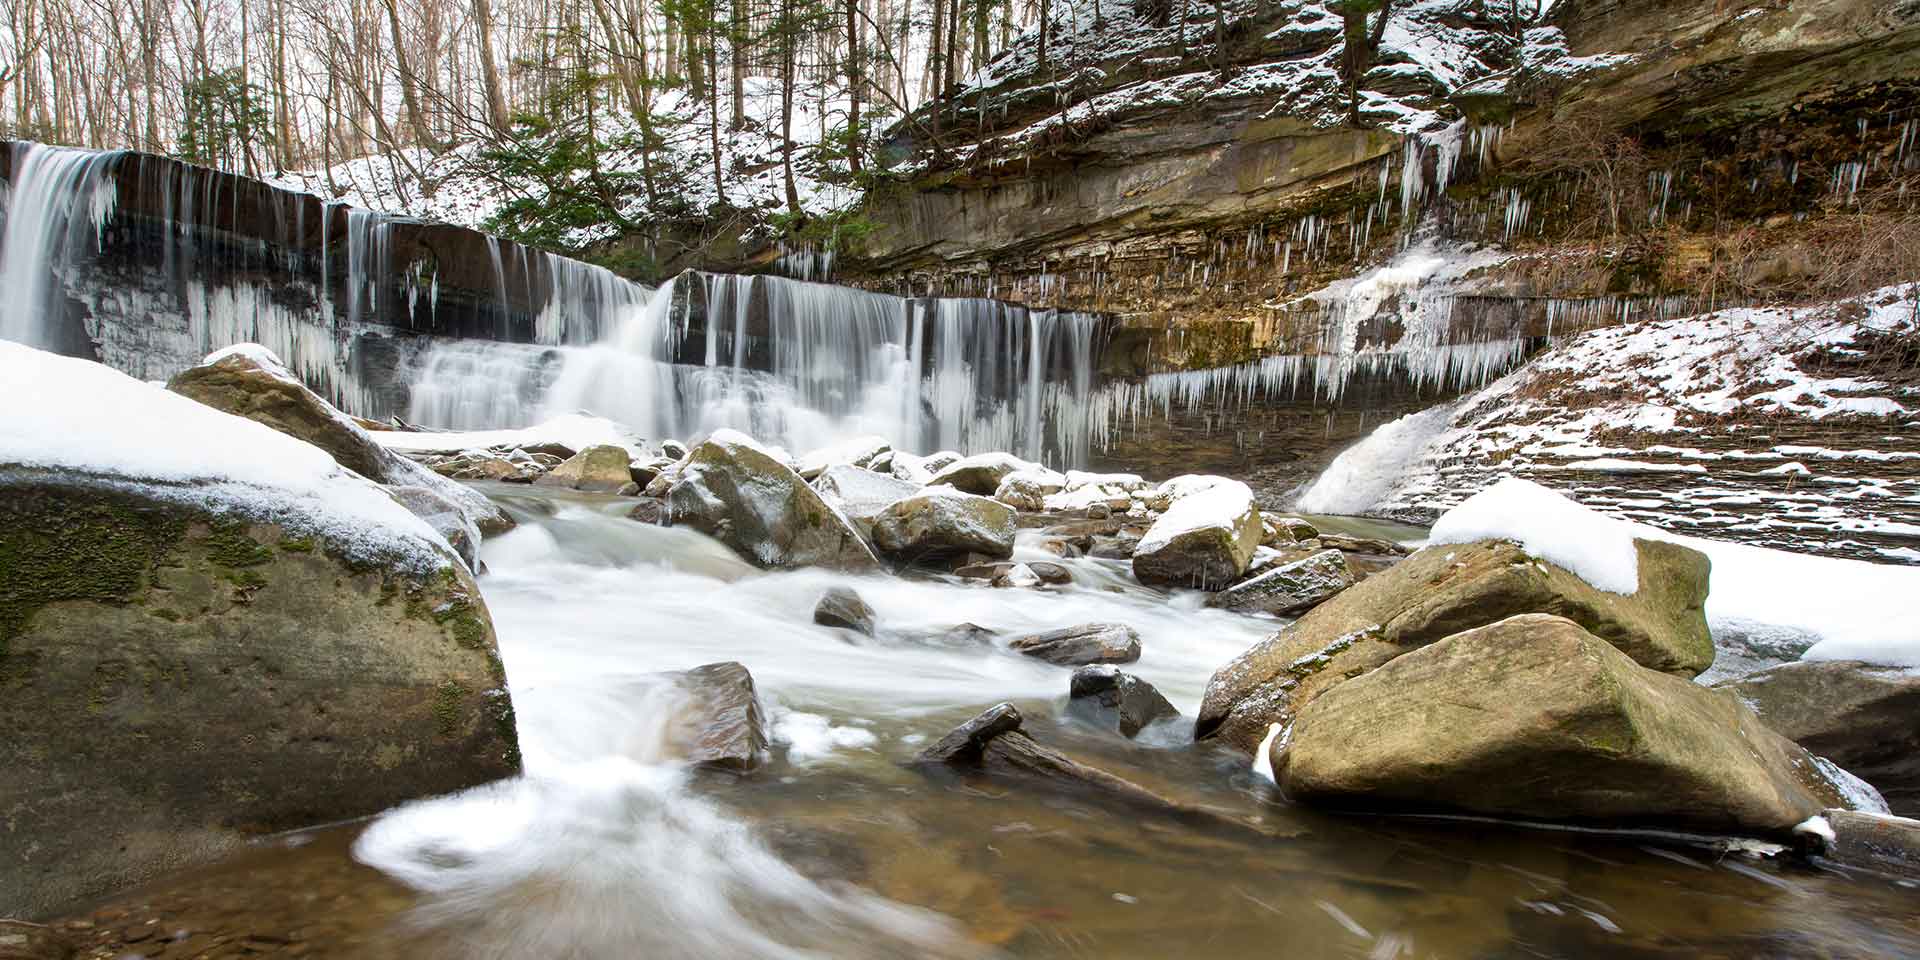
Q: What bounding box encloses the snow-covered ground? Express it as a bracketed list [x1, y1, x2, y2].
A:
[1300, 284, 1920, 563]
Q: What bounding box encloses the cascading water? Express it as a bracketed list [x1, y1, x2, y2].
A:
[0, 143, 122, 353]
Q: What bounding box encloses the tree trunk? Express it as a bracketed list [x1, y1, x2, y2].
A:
[729, 0, 746, 130]
[779, 0, 801, 216]
[846, 0, 863, 173]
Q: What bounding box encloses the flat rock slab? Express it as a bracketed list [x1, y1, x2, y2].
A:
[536, 444, 637, 493]
[1008, 623, 1142, 666]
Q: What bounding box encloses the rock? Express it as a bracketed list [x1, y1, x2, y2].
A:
[1261, 513, 1319, 545]
[889, 450, 961, 485]
[519, 441, 579, 460]
[871, 487, 1016, 564]
[811, 464, 919, 537]
[814, 587, 877, 637]
[442, 452, 534, 483]
[1718, 660, 1920, 816]
[660, 439, 689, 459]
[663, 662, 768, 772]
[1206, 549, 1355, 617]
[1008, 623, 1142, 666]
[927, 452, 1031, 495]
[616, 481, 641, 496]
[1319, 534, 1410, 557]
[938, 623, 1000, 647]
[1818, 810, 1920, 878]
[1086, 502, 1112, 520]
[1065, 471, 1146, 493]
[386, 484, 483, 572]
[796, 435, 892, 479]
[991, 564, 1043, 588]
[627, 499, 667, 525]
[0, 920, 71, 959]
[954, 561, 1016, 580]
[910, 702, 1029, 766]
[664, 430, 880, 572]
[1069, 666, 1179, 737]
[992, 468, 1068, 510]
[1283, 615, 1852, 837]
[1027, 561, 1073, 585]
[166, 345, 513, 536]
[628, 456, 673, 489]
[0, 472, 518, 918]
[535, 444, 637, 493]
[1043, 483, 1134, 514]
[1198, 537, 1715, 752]
[1131, 478, 1262, 589]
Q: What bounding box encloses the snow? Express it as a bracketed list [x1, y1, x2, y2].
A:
[0, 341, 453, 572]
[1137, 478, 1257, 554]
[1429, 479, 1643, 594]
[1252, 722, 1283, 785]
[928, 451, 1036, 487]
[796, 434, 892, 477]
[1065, 470, 1143, 492]
[1813, 758, 1892, 815]
[1793, 814, 1836, 844]
[372, 413, 651, 459]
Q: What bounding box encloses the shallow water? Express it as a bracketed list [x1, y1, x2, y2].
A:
[61, 486, 1920, 959]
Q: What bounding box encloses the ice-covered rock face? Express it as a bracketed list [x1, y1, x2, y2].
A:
[1131, 478, 1264, 589]
[664, 432, 880, 573]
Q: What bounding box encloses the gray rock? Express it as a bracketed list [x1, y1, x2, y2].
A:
[814, 586, 877, 637]
[954, 561, 1016, 580]
[385, 484, 483, 572]
[1008, 623, 1142, 666]
[1069, 666, 1180, 737]
[1028, 561, 1074, 585]
[909, 702, 1028, 766]
[1818, 809, 1920, 878]
[660, 439, 690, 459]
[1718, 660, 1920, 816]
[871, 488, 1016, 564]
[811, 465, 919, 537]
[1207, 548, 1356, 617]
[665, 433, 880, 572]
[927, 452, 1029, 495]
[536, 444, 637, 493]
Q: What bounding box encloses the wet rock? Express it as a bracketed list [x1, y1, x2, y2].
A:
[1086, 502, 1112, 520]
[888, 449, 961, 485]
[627, 499, 667, 525]
[536, 444, 637, 493]
[1285, 615, 1856, 837]
[628, 456, 673, 489]
[814, 587, 877, 637]
[1131, 478, 1263, 589]
[385, 484, 483, 572]
[991, 564, 1042, 588]
[1261, 513, 1319, 545]
[660, 439, 689, 460]
[665, 662, 768, 772]
[1718, 660, 1920, 816]
[992, 468, 1068, 510]
[440, 452, 536, 483]
[1008, 623, 1142, 666]
[939, 623, 1000, 647]
[910, 702, 1029, 765]
[1818, 810, 1920, 878]
[1198, 537, 1714, 752]
[616, 481, 642, 496]
[1027, 561, 1073, 585]
[811, 465, 919, 537]
[664, 430, 880, 572]
[871, 487, 1017, 564]
[0, 472, 518, 918]
[927, 452, 1032, 495]
[1206, 549, 1355, 617]
[1069, 666, 1179, 737]
[1319, 534, 1410, 557]
[519, 441, 579, 460]
[0, 920, 71, 959]
[954, 561, 1016, 580]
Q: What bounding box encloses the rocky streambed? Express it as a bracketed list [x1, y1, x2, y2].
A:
[6, 341, 1920, 959]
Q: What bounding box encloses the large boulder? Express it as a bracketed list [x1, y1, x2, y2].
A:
[1283, 615, 1855, 837]
[926, 452, 1031, 495]
[535, 444, 637, 493]
[1198, 537, 1714, 752]
[1719, 660, 1920, 816]
[811, 464, 919, 537]
[167, 345, 513, 537]
[664, 430, 880, 572]
[871, 486, 1017, 563]
[992, 468, 1068, 511]
[1008, 623, 1142, 666]
[1131, 478, 1262, 589]
[386, 484, 484, 572]
[1206, 548, 1356, 617]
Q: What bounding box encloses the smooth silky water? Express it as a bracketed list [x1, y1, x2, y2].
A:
[63, 485, 1920, 959]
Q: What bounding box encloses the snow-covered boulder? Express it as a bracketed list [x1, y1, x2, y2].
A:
[168, 344, 513, 537]
[993, 467, 1068, 510]
[664, 430, 879, 572]
[0, 342, 518, 918]
[1717, 660, 1920, 817]
[1206, 549, 1356, 617]
[811, 464, 919, 537]
[1282, 614, 1867, 838]
[889, 449, 962, 485]
[795, 434, 892, 480]
[1064, 470, 1147, 493]
[1131, 478, 1263, 589]
[926, 451, 1033, 495]
[1041, 483, 1135, 514]
[386, 484, 484, 571]
[870, 486, 1017, 563]
[535, 444, 636, 493]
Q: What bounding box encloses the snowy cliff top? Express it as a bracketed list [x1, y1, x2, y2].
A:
[0, 341, 454, 573]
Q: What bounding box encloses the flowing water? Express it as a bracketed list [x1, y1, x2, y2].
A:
[60, 487, 1920, 959]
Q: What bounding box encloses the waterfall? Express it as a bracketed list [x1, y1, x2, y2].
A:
[0, 143, 122, 353]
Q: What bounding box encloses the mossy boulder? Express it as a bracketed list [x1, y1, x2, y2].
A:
[1198, 538, 1713, 752]
[1283, 615, 1855, 837]
[665, 432, 880, 572]
[0, 471, 518, 919]
[871, 487, 1017, 564]
[535, 444, 638, 493]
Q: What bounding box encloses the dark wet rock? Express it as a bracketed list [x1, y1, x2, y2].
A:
[1819, 810, 1920, 878]
[628, 499, 667, 525]
[665, 432, 880, 572]
[1206, 548, 1355, 617]
[991, 564, 1042, 588]
[660, 439, 689, 460]
[910, 702, 1028, 765]
[386, 484, 482, 571]
[665, 662, 768, 772]
[519, 441, 579, 460]
[871, 488, 1016, 564]
[0, 920, 71, 959]
[939, 623, 1000, 647]
[814, 587, 877, 637]
[1069, 666, 1180, 737]
[536, 444, 636, 493]
[0, 471, 519, 918]
[1008, 623, 1142, 666]
[1718, 660, 1920, 816]
[627, 457, 673, 489]
[927, 453, 1029, 495]
[1087, 535, 1136, 560]
[1199, 538, 1714, 752]
[1284, 614, 1851, 837]
[954, 561, 1016, 581]
[1027, 561, 1073, 585]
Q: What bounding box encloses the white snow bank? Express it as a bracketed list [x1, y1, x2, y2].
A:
[1137, 478, 1257, 554]
[372, 413, 650, 458]
[0, 341, 453, 571]
[1430, 478, 1920, 667]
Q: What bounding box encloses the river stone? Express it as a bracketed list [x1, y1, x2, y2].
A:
[1283, 615, 1850, 837]
[167, 346, 513, 536]
[993, 468, 1068, 511]
[0, 473, 518, 919]
[991, 564, 1043, 588]
[0, 921, 70, 959]
[814, 586, 877, 637]
[536, 444, 636, 493]
[927, 452, 1030, 495]
[1008, 623, 1142, 666]
[871, 487, 1016, 563]
[954, 561, 1016, 580]
[664, 431, 880, 572]
[1206, 548, 1355, 617]
[1197, 537, 1714, 752]
[1819, 809, 1920, 878]
[811, 464, 918, 538]
[1069, 666, 1179, 737]
[1718, 660, 1920, 816]
[1131, 478, 1263, 590]
[664, 662, 768, 772]
[1262, 513, 1319, 545]
[386, 484, 482, 572]
[1027, 561, 1073, 585]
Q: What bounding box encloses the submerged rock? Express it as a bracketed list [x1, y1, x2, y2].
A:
[814, 586, 878, 637]
[1008, 623, 1142, 666]
[1283, 614, 1857, 838]
[1198, 537, 1714, 752]
[1719, 660, 1920, 816]
[536, 444, 638, 493]
[871, 487, 1017, 564]
[665, 430, 880, 572]
[663, 662, 768, 772]
[1131, 478, 1263, 589]
[1207, 548, 1355, 617]
[1069, 666, 1179, 737]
